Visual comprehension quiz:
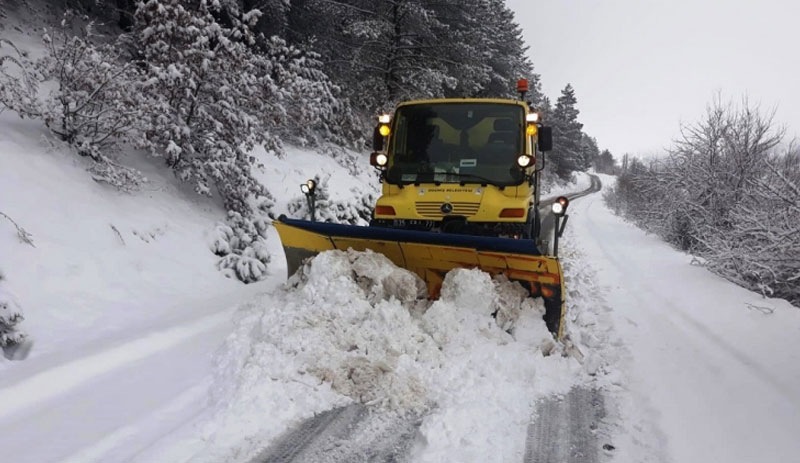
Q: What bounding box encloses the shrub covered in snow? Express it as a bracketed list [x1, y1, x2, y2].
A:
[3, 14, 147, 193]
[606, 97, 800, 306]
[36, 13, 143, 162]
[86, 156, 146, 192]
[286, 174, 375, 225]
[0, 38, 40, 117]
[0, 272, 25, 348]
[210, 209, 271, 283]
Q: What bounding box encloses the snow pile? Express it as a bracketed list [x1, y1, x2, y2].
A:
[560, 244, 621, 377]
[204, 249, 579, 461]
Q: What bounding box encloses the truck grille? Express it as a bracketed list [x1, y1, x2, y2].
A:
[415, 201, 480, 218]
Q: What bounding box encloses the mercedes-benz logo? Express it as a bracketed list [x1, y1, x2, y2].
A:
[440, 203, 453, 214]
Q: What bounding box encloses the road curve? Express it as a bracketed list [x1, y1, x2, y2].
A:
[538, 174, 602, 254]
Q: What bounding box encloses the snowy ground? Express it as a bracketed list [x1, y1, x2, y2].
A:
[3, 107, 800, 463]
[0, 105, 589, 462]
[3, 21, 799, 461]
[568, 176, 800, 463]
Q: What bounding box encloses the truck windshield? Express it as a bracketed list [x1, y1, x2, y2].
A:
[387, 102, 526, 186]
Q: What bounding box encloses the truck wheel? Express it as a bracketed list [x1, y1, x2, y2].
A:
[524, 208, 541, 240]
[542, 290, 564, 339]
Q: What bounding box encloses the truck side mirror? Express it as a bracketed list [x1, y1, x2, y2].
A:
[538, 126, 553, 152]
[373, 126, 384, 151]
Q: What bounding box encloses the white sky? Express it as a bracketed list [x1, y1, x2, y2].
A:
[506, 0, 800, 157]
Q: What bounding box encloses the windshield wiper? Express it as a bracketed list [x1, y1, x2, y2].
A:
[445, 172, 501, 186]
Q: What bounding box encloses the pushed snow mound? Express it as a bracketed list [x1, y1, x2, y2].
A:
[205, 249, 568, 460]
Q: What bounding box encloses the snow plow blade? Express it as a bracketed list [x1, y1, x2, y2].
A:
[274, 216, 566, 338]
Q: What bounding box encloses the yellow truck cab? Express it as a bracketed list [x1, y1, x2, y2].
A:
[369, 93, 552, 240]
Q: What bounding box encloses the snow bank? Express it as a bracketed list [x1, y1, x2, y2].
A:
[0, 114, 243, 363]
[543, 170, 593, 199]
[203, 249, 581, 462]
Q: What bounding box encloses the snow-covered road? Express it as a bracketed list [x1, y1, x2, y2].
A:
[569, 177, 800, 463]
[0, 287, 266, 463]
[3, 173, 799, 463]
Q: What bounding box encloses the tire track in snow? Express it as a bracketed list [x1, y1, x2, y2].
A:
[523, 386, 607, 463]
[255, 404, 422, 463]
[523, 178, 610, 463]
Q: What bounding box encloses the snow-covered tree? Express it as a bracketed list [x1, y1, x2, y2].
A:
[2, 13, 147, 190]
[594, 149, 617, 174]
[34, 14, 147, 190]
[210, 210, 271, 283]
[344, 0, 452, 109]
[134, 0, 269, 209]
[705, 149, 800, 304]
[549, 84, 584, 180]
[435, 0, 540, 101]
[606, 96, 798, 306]
[580, 133, 599, 172]
[0, 38, 40, 118]
[258, 36, 361, 150]
[133, 0, 278, 281]
[284, 0, 538, 113]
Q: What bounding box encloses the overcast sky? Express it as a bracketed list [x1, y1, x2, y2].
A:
[505, 0, 799, 157]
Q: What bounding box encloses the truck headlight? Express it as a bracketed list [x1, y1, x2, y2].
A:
[517, 154, 533, 168]
[551, 196, 569, 216]
[370, 152, 389, 167]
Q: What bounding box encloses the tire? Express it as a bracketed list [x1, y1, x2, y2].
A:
[524, 207, 541, 240]
[542, 287, 564, 338]
[532, 208, 542, 239]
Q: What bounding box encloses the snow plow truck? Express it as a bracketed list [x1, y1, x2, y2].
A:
[274, 80, 571, 338]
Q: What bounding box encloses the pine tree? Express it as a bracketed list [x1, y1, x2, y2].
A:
[133, 0, 277, 282]
[538, 95, 552, 120]
[595, 149, 616, 173]
[550, 84, 584, 180]
[290, 0, 451, 112]
[133, 0, 271, 212]
[580, 133, 599, 171]
[283, 0, 540, 112]
[434, 0, 540, 101]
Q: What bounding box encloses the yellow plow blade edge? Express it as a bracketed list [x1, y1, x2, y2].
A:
[273, 216, 566, 339]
